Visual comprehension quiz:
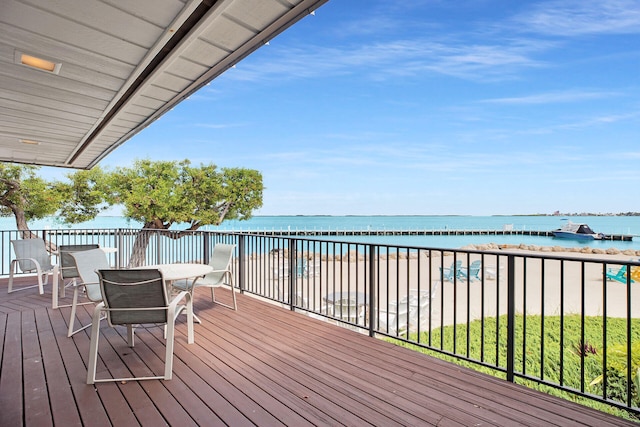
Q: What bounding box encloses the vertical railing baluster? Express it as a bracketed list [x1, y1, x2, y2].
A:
[238, 234, 245, 294]
[288, 238, 295, 309]
[560, 260, 565, 387]
[627, 263, 633, 407]
[602, 263, 608, 403]
[368, 244, 375, 337]
[540, 260, 545, 381]
[506, 254, 516, 383]
[580, 261, 586, 393]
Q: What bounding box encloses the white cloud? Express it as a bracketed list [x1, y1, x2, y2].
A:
[227, 37, 550, 84]
[514, 0, 640, 36]
[481, 90, 620, 105]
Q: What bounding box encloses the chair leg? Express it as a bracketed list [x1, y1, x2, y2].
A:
[186, 293, 194, 344]
[211, 273, 237, 311]
[164, 327, 174, 380]
[165, 307, 176, 380]
[38, 270, 47, 293]
[7, 260, 47, 294]
[67, 285, 104, 336]
[52, 275, 59, 309]
[86, 304, 104, 385]
[230, 275, 237, 311]
[52, 268, 64, 309]
[7, 260, 17, 293]
[127, 325, 135, 347]
[68, 287, 80, 337]
[165, 293, 195, 381]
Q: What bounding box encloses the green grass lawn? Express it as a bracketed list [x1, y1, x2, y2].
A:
[393, 314, 640, 422]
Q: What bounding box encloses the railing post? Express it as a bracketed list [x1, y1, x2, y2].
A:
[203, 231, 211, 264]
[116, 229, 123, 268]
[368, 244, 376, 337]
[506, 254, 516, 382]
[155, 230, 161, 264]
[288, 238, 296, 308]
[237, 234, 245, 294]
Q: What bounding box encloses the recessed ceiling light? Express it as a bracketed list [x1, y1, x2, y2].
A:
[14, 50, 62, 74]
[19, 138, 40, 145]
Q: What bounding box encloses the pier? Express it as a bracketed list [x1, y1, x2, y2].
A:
[248, 229, 634, 241]
[44, 228, 634, 241]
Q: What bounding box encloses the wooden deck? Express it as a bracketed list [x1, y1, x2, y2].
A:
[0, 276, 636, 426]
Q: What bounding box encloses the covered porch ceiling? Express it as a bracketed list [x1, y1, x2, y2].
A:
[0, 0, 328, 169]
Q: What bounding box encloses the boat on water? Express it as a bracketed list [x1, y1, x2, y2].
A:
[552, 221, 606, 240]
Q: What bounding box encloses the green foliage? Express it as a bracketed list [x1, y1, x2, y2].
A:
[395, 315, 640, 420]
[590, 342, 640, 407]
[58, 166, 111, 223]
[0, 163, 63, 220]
[106, 159, 263, 229]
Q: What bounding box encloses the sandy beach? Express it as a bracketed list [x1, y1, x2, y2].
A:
[247, 244, 640, 331]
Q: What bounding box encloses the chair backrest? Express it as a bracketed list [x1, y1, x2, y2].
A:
[610, 265, 628, 279]
[59, 244, 100, 279]
[204, 244, 236, 284]
[11, 239, 53, 272]
[468, 260, 482, 274]
[402, 282, 439, 325]
[97, 269, 168, 326]
[209, 244, 235, 268]
[70, 249, 111, 301]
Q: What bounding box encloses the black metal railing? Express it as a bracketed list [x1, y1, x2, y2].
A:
[1, 228, 638, 415]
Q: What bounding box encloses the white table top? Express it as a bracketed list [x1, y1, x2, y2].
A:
[139, 263, 213, 281]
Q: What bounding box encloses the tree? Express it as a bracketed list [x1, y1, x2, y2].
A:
[0, 163, 64, 245]
[106, 159, 263, 266]
[0, 160, 263, 266]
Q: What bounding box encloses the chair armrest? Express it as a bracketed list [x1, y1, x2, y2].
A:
[168, 290, 194, 344]
[169, 290, 190, 306]
[12, 257, 42, 273]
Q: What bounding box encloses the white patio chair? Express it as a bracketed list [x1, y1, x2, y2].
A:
[172, 243, 237, 310]
[8, 238, 59, 296]
[86, 268, 194, 384]
[306, 258, 321, 277]
[67, 248, 110, 337]
[54, 244, 100, 309]
[272, 265, 289, 279]
[484, 264, 504, 280]
[377, 300, 410, 335]
[378, 283, 439, 335]
[404, 282, 439, 331]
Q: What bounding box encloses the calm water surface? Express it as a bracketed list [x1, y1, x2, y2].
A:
[4, 215, 640, 251]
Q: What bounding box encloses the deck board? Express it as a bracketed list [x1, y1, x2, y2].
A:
[1, 311, 23, 427]
[0, 275, 638, 427]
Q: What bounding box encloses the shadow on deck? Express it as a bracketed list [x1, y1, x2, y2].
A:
[0, 276, 635, 426]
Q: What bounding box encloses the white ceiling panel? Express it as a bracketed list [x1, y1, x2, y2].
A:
[0, 0, 330, 169]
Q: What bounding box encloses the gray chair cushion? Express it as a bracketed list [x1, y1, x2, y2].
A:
[98, 269, 168, 325]
[59, 244, 100, 279]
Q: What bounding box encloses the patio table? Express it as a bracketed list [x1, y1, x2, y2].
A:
[136, 263, 214, 324]
[323, 291, 367, 322]
[142, 263, 212, 282]
[138, 263, 213, 292]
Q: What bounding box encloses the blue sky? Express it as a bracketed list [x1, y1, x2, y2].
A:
[49, 0, 640, 216]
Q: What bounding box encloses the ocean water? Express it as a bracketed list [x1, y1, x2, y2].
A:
[3, 215, 639, 251]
